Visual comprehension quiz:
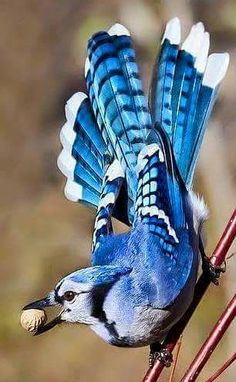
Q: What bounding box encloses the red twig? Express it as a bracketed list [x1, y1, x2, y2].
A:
[205, 351, 236, 382]
[180, 294, 236, 381]
[142, 209, 236, 382]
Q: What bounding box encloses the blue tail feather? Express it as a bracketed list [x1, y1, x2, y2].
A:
[185, 84, 215, 184]
[108, 27, 152, 135]
[57, 19, 229, 226]
[150, 18, 229, 187]
[85, 58, 115, 156]
[85, 26, 152, 207]
[150, 39, 179, 136]
[86, 30, 149, 170]
[178, 71, 202, 181]
[74, 97, 107, 162]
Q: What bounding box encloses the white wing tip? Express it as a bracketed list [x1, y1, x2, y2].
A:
[60, 122, 76, 150]
[202, 53, 230, 88]
[105, 159, 124, 181]
[65, 92, 87, 126]
[108, 23, 130, 36]
[57, 149, 76, 179]
[195, 21, 205, 33]
[182, 22, 205, 57]
[162, 17, 181, 45]
[64, 179, 83, 202]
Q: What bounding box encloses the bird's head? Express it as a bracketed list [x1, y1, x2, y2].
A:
[22, 265, 131, 335]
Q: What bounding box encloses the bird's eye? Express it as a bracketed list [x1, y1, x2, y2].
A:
[63, 291, 75, 302]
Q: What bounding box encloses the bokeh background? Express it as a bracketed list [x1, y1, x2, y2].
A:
[0, 0, 235, 381]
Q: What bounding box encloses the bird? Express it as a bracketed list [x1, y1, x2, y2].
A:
[23, 17, 229, 366]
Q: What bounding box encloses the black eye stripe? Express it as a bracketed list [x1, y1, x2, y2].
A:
[54, 290, 63, 304]
[54, 287, 89, 303]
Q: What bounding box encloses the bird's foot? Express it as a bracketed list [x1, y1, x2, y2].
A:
[202, 256, 226, 285]
[149, 343, 173, 368]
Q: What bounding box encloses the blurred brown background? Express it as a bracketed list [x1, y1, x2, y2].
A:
[0, 0, 235, 381]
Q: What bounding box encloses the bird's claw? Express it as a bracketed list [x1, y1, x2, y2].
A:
[202, 256, 226, 285]
[149, 347, 173, 368]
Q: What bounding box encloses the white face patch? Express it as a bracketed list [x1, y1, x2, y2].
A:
[55, 278, 97, 326]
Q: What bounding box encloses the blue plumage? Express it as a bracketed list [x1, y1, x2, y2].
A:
[58, 93, 105, 208]
[150, 21, 228, 187]
[25, 19, 229, 353]
[151, 38, 180, 136]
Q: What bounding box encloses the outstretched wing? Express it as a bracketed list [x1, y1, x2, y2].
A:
[58, 23, 154, 226]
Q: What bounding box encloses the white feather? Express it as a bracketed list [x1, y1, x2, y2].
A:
[105, 159, 124, 181]
[95, 218, 107, 230]
[65, 92, 87, 126]
[161, 17, 181, 45]
[64, 179, 83, 202]
[100, 192, 116, 208]
[140, 206, 179, 243]
[202, 53, 230, 88]
[189, 191, 208, 232]
[182, 22, 205, 57]
[57, 149, 76, 179]
[137, 144, 164, 174]
[108, 23, 130, 36]
[60, 122, 76, 151]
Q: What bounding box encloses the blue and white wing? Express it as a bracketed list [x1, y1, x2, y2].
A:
[58, 24, 153, 226]
[135, 139, 183, 255]
[57, 91, 130, 225]
[58, 92, 105, 208]
[134, 136, 197, 308]
[92, 160, 124, 253]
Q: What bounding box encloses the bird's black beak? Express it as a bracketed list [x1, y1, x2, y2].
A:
[23, 292, 64, 335]
[33, 315, 63, 335]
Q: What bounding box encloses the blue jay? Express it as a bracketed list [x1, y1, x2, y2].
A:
[23, 18, 229, 366]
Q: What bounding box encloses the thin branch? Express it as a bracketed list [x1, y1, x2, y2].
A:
[180, 293, 236, 381]
[205, 351, 236, 382]
[168, 335, 183, 382]
[226, 252, 235, 260]
[142, 208, 236, 382]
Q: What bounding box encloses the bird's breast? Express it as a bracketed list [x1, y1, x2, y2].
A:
[90, 304, 172, 347]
